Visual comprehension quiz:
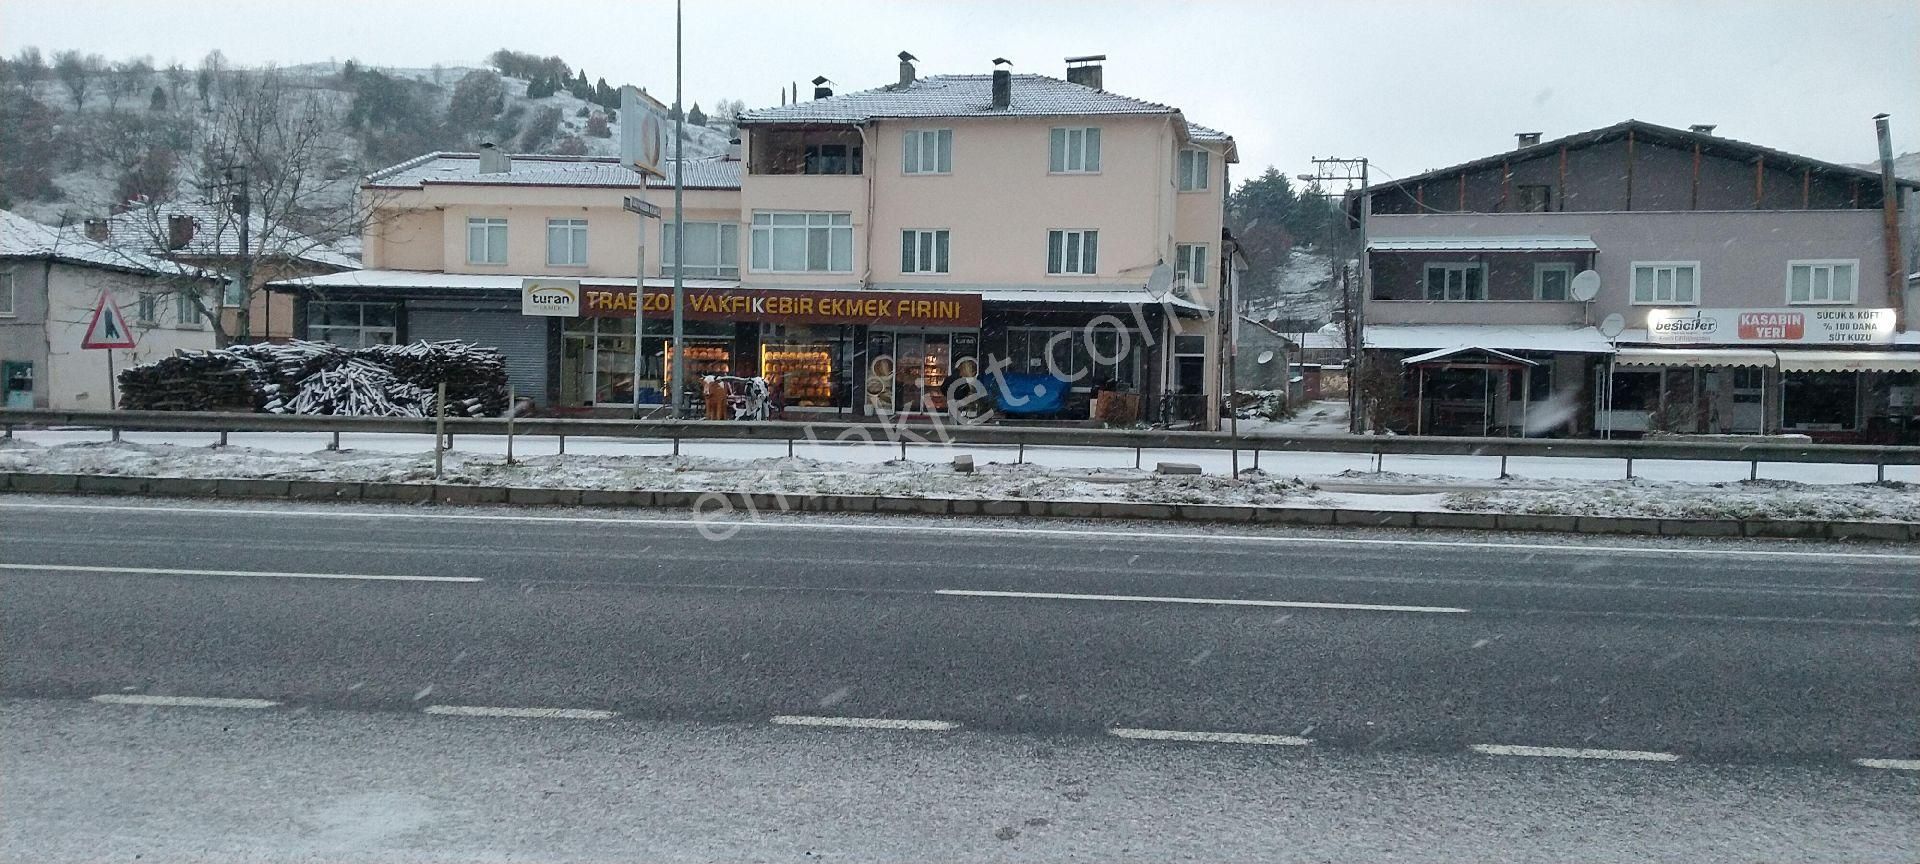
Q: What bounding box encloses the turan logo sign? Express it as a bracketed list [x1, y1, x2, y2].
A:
[521, 279, 581, 317]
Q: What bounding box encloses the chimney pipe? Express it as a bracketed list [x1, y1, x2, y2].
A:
[1874, 113, 1905, 329]
[83, 218, 109, 242]
[726, 137, 742, 162]
[167, 214, 195, 250]
[898, 51, 917, 88]
[991, 58, 1012, 110]
[477, 141, 510, 174]
[1689, 124, 1717, 136]
[812, 76, 832, 100]
[1065, 54, 1105, 90]
[1515, 132, 1541, 148]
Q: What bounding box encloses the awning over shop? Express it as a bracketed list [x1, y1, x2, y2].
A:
[1613, 347, 1776, 368]
[1364, 325, 1614, 354]
[1367, 236, 1599, 253]
[975, 287, 1212, 314]
[1774, 350, 1920, 373]
[1402, 346, 1538, 367]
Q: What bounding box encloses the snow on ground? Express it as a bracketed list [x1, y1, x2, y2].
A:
[3, 430, 1916, 521]
[1238, 399, 1352, 436]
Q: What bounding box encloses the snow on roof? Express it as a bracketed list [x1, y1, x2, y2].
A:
[1364, 324, 1615, 354]
[1368, 236, 1599, 252]
[1402, 346, 1538, 366]
[271, 268, 740, 293]
[96, 202, 359, 270]
[1614, 347, 1777, 368]
[0, 209, 215, 279]
[365, 153, 742, 190]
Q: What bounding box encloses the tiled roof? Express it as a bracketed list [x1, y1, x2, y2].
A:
[365, 153, 742, 190]
[740, 73, 1178, 124]
[0, 209, 215, 280]
[94, 202, 361, 270]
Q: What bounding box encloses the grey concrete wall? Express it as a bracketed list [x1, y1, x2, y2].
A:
[0, 259, 51, 408]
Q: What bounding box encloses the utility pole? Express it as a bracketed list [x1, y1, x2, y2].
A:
[208, 166, 253, 343]
[670, 0, 688, 419]
[1301, 157, 1369, 432]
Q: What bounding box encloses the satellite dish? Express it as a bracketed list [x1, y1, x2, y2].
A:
[1570, 270, 1601, 302]
[1599, 313, 1626, 339]
[1256, 350, 1276, 365]
[1145, 262, 1174, 297]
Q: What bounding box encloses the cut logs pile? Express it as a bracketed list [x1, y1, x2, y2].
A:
[118, 340, 509, 417]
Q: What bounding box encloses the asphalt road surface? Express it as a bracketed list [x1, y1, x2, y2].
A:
[2, 495, 1916, 862]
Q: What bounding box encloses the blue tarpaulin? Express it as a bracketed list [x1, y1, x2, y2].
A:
[994, 373, 1069, 415]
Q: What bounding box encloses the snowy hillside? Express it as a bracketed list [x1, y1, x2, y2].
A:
[1241, 249, 1343, 328]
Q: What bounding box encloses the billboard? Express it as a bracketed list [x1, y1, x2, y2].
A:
[619, 85, 672, 178]
[1644, 307, 1896, 345]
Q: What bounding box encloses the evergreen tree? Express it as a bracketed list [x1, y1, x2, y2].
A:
[594, 78, 614, 109]
[149, 84, 167, 111]
[686, 102, 706, 127]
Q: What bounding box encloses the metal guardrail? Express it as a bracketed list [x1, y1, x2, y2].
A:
[5, 408, 1919, 467]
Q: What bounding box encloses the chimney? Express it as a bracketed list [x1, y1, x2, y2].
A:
[726, 137, 742, 162]
[1065, 54, 1105, 90]
[1689, 124, 1717, 135]
[167, 214, 195, 250]
[1515, 132, 1542, 148]
[83, 218, 109, 242]
[991, 58, 1012, 110]
[812, 76, 832, 100]
[477, 141, 510, 174]
[898, 51, 917, 88]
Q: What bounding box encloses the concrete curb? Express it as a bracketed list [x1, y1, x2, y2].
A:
[1, 471, 1915, 542]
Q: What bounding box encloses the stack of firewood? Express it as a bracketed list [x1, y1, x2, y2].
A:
[118, 340, 509, 417]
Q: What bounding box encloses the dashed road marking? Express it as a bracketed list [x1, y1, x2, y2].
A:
[1109, 727, 1312, 746]
[937, 588, 1469, 614]
[0, 562, 481, 583]
[1854, 758, 1920, 771]
[423, 705, 617, 720]
[770, 715, 957, 731]
[91, 694, 280, 709]
[1471, 743, 1681, 762]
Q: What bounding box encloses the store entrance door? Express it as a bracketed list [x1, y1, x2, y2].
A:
[895, 333, 951, 413]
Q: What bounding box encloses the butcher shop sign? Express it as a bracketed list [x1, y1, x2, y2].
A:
[1644, 307, 1895, 345]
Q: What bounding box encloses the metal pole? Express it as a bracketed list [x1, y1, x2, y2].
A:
[669, 0, 688, 419]
[506, 383, 516, 464]
[634, 191, 647, 419]
[434, 381, 447, 480]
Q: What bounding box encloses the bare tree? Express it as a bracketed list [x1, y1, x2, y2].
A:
[106, 57, 153, 111]
[12, 47, 47, 92]
[53, 50, 104, 110]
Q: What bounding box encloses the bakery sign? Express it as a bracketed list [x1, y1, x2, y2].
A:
[1644, 307, 1895, 345]
[580, 286, 982, 328]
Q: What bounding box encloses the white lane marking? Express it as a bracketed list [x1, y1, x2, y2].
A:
[770, 715, 957, 731]
[1110, 727, 1312, 746]
[1854, 758, 1920, 771]
[91, 694, 280, 709]
[7, 499, 1917, 562]
[938, 588, 1468, 614]
[423, 705, 616, 720]
[1471, 744, 1681, 762]
[0, 562, 481, 583]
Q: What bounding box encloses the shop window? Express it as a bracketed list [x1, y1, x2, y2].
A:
[307, 301, 398, 349]
[901, 229, 950, 274]
[1505, 367, 1553, 401]
[1424, 263, 1486, 301]
[1631, 262, 1698, 305]
[902, 129, 952, 175]
[750, 212, 852, 273]
[663, 221, 740, 279]
[1782, 371, 1858, 430]
[1609, 370, 1662, 411]
[1175, 244, 1208, 288]
[1534, 263, 1574, 300]
[1000, 325, 1140, 390]
[467, 217, 508, 265]
[1732, 366, 1764, 403]
[1787, 260, 1856, 305]
[546, 219, 588, 267]
[1049, 127, 1102, 173]
[1177, 148, 1209, 191]
[1047, 229, 1098, 275]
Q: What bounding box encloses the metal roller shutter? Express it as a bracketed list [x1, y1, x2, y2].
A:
[406, 302, 549, 404]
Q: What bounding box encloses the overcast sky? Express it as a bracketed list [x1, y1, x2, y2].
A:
[4, 0, 1915, 187]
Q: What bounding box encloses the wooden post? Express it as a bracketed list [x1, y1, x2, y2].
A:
[1753, 155, 1765, 208]
[1801, 166, 1811, 209]
[1415, 368, 1426, 436]
[1557, 145, 1568, 211]
[1624, 129, 1636, 211]
[1689, 141, 1701, 210]
[433, 381, 447, 480]
[1456, 174, 1466, 211]
[1416, 183, 1424, 209]
[505, 383, 515, 465]
[1498, 159, 1510, 212]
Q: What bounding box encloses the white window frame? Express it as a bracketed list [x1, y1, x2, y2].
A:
[1423, 262, 1488, 301]
[136, 292, 159, 324]
[546, 218, 589, 267]
[901, 229, 950, 275]
[749, 211, 854, 274]
[174, 288, 205, 327]
[1177, 148, 1209, 192]
[1046, 229, 1099, 276]
[1049, 127, 1102, 174]
[1630, 261, 1700, 306]
[467, 217, 508, 266]
[1533, 263, 1576, 301]
[0, 271, 14, 317]
[1786, 259, 1858, 305]
[1175, 243, 1208, 288]
[662, 221, 740, 279]
[902, 129, 953, 175]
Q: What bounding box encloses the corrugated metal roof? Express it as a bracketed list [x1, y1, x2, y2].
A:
[741, 73, 1176, 123]
[1368, 236, 1599, 252]
[365, 153, 742, 190]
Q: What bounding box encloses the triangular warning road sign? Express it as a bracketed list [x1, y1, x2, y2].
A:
[81, 289, 138, 350]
